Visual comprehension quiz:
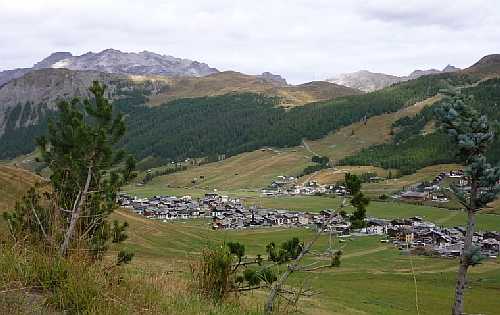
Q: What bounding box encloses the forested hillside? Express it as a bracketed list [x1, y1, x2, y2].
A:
[0, 72, 475, 166]
[341, 78, 500, 174]
[0, 103, 54, 159]
[120, 73, 472, 163]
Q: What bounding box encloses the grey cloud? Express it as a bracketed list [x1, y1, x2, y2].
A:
[1, 0, 500, 83]
[358, 1, 490, 29]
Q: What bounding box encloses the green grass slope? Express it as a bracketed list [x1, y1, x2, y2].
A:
[113, 210, 500, 315]
[0, 165, 40, 213]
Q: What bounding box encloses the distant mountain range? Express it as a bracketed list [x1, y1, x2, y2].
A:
[327, 65, 461, 92]
[0, 49, 220, 86]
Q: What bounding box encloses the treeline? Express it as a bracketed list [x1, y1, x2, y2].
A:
[341, 78, 500, 173]
[142, 164, 187, 184]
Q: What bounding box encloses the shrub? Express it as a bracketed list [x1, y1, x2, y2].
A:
[243, 268, 260, 286]
[379, 194, 389, 200]
[258, 268, 277, 285]
[190, 245, 235, 301]
[0, 243, 116, 313]
[331, 250, 343, 267]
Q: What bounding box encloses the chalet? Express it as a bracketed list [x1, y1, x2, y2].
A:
[400, 191, 429, 201]
[364, 218, 390, 234]
[369, 176, 385, 183]
[328, 224, 351, 235]
[432, 194, 449, 202]
[481, 239, 500, 256]
[298, 214, 310, 225]
[483, 231, 500, 241]
[437, 243, 462, 257]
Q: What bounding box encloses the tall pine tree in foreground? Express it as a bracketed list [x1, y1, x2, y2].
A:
[436, 93, 500, 315]
[344, 173, 369, 229]
[4, 81, 136, 258]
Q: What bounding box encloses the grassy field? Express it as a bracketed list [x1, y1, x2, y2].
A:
[0, 165, 41, 213]
[2, 90, 499, 313]
[484, 199, 500, 215]
[2, 165, 499, 314]
[113, 210, 500, 315]
[136, 148, 314, 190]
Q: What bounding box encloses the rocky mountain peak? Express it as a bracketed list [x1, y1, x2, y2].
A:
[257, 72, 288, 86]
[33, 52, 73, 69]
[407, 68, 441, 79]
[329, 64, 462, 92]
[45, 49, 219, 77]
[443, 64, 460, 72]
[326, 70, 401, 92]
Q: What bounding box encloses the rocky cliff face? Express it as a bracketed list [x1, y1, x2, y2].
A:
[256, 72, 288, 86]
[0, 68, 32, 87]
[327, 65, 461, 92]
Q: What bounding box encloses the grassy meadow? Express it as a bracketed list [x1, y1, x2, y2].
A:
[0, 165, 41, 213]
[113, 210, 500, 315]
[306, 96, 441, 163]
[138, 148, 314, 190]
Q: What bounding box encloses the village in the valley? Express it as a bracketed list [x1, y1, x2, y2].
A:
[119, 167, 500, 260]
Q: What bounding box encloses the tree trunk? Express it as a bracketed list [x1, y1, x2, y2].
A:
[264, 230, 321, 314]
[452, 180, 477, 315]
[59, 166, 92, 256]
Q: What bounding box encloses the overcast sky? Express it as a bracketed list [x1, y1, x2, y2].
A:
[1, 0, 499, 84]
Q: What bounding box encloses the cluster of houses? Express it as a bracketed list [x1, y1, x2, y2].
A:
[398, 170, 467, 203]
[117, 192, 347, 231]
[119, 191, 499, 259]
[118, 192, 250, 220]
[262, 178, 348, 196]
[364, 216, 499, 258]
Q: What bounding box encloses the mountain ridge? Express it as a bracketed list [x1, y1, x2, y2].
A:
[0, 49, 220, 87]
[47, 49, 219, 77]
